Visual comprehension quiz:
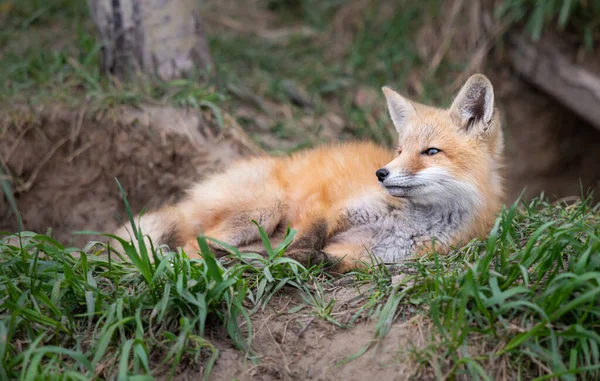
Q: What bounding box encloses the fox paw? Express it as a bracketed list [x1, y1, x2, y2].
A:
[284, 248, 331, 268]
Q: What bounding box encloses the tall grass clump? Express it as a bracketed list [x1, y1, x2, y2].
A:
[0, 178, 316, 379]
[383, 195, 600, 379]
[0, 218, 247, 379]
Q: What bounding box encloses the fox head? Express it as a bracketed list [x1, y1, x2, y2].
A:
[378, 74, 504, 210]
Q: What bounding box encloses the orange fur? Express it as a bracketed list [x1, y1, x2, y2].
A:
[113, 74, 505, 273]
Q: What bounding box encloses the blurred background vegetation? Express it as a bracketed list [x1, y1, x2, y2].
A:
[1, 0, 600, 220]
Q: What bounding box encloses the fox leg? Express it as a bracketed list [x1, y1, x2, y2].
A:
[272, 200, 360, 269]
[321, 242, 372, 273]
[123, 200, 286, 258]
[281, 199, 349, 261]
[305, 225, 375, 273]
[183, 201, 286, 257]
[283, 238, 370, 273]
[113, 157, 286, 255]
[282, 218, 330, 266]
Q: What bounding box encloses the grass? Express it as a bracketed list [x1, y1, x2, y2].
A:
[0, 0, 222, 110]
[209, 0, 449, 150]
[496, 0, 600, 48]
[2, 189, 599, 379]
[354, 195, 600, 379]
[0, 180, 320, 380]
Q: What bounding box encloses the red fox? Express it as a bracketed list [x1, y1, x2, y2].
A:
[114, 74, 504, 273]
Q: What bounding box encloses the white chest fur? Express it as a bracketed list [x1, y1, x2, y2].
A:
[331, 193, 472, 263]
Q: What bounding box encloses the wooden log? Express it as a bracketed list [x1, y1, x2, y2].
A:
[508, 32, 600, 130]
[88, 0, 213, 80]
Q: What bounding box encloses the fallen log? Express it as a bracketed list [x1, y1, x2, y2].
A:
[508, 32, 600, 131]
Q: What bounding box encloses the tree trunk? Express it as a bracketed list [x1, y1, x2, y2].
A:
[88, 0, 214, 81]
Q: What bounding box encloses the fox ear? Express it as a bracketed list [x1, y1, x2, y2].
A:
[382, 86, 416, 134]
[450, 74, 495, 135]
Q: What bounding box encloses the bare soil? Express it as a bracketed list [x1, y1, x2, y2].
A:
[175, 281, 434, 381]
[0, 105, 260, 247]
[493, 71, 600, 201]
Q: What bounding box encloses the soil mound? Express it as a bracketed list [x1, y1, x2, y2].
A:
[0, 106, 262, 246]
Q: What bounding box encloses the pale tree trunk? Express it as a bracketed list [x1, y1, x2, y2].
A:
[88, 0, 213, 81]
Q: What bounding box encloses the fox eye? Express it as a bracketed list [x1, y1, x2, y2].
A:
[423, 148, 441, 156]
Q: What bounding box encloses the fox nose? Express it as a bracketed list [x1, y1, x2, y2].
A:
[376, 168, 389, 182]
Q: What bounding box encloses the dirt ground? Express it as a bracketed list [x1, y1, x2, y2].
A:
[174, 279, 438, 381]
[0, 106, 261, 247]
[492, 70, 600, 201]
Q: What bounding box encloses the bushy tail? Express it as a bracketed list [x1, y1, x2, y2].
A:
[111, 206, 187, 252]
